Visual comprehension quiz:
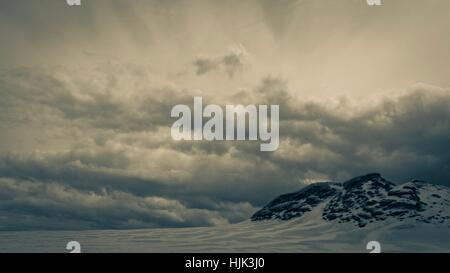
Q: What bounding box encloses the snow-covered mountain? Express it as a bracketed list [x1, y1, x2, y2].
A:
[1, 173, 449, 253]
[251, 173, 450, 228]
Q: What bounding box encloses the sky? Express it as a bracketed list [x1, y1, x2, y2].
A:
[0, 0, 450, 230]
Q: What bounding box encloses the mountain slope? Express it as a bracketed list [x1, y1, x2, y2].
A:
[252, 173, 450, 228]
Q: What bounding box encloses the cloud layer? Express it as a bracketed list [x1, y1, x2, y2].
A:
[0, 62, 449, 230]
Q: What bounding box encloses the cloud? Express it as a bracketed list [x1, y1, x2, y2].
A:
[0, 177, 234, 230]
[193, 44, 249, 77]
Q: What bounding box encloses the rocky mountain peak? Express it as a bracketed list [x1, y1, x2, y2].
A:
[251, 173, 450, 228]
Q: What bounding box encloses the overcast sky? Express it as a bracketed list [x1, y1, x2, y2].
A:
[0, 0, 450, 230]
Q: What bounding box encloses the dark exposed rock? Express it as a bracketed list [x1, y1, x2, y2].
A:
[251, 182, 340, 221]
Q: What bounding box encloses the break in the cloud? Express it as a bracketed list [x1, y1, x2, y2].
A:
[193, 44, 249, 77]
[0, 62, 449, 230]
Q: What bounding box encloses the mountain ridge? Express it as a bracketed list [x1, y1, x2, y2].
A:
[251, 173, 450, 228]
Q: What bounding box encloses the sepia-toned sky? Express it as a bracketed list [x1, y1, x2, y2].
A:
[0, 0, 450, 230]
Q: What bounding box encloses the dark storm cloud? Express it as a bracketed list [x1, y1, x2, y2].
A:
[0, 177, 236, 230]
[193, 45, 248, 77]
